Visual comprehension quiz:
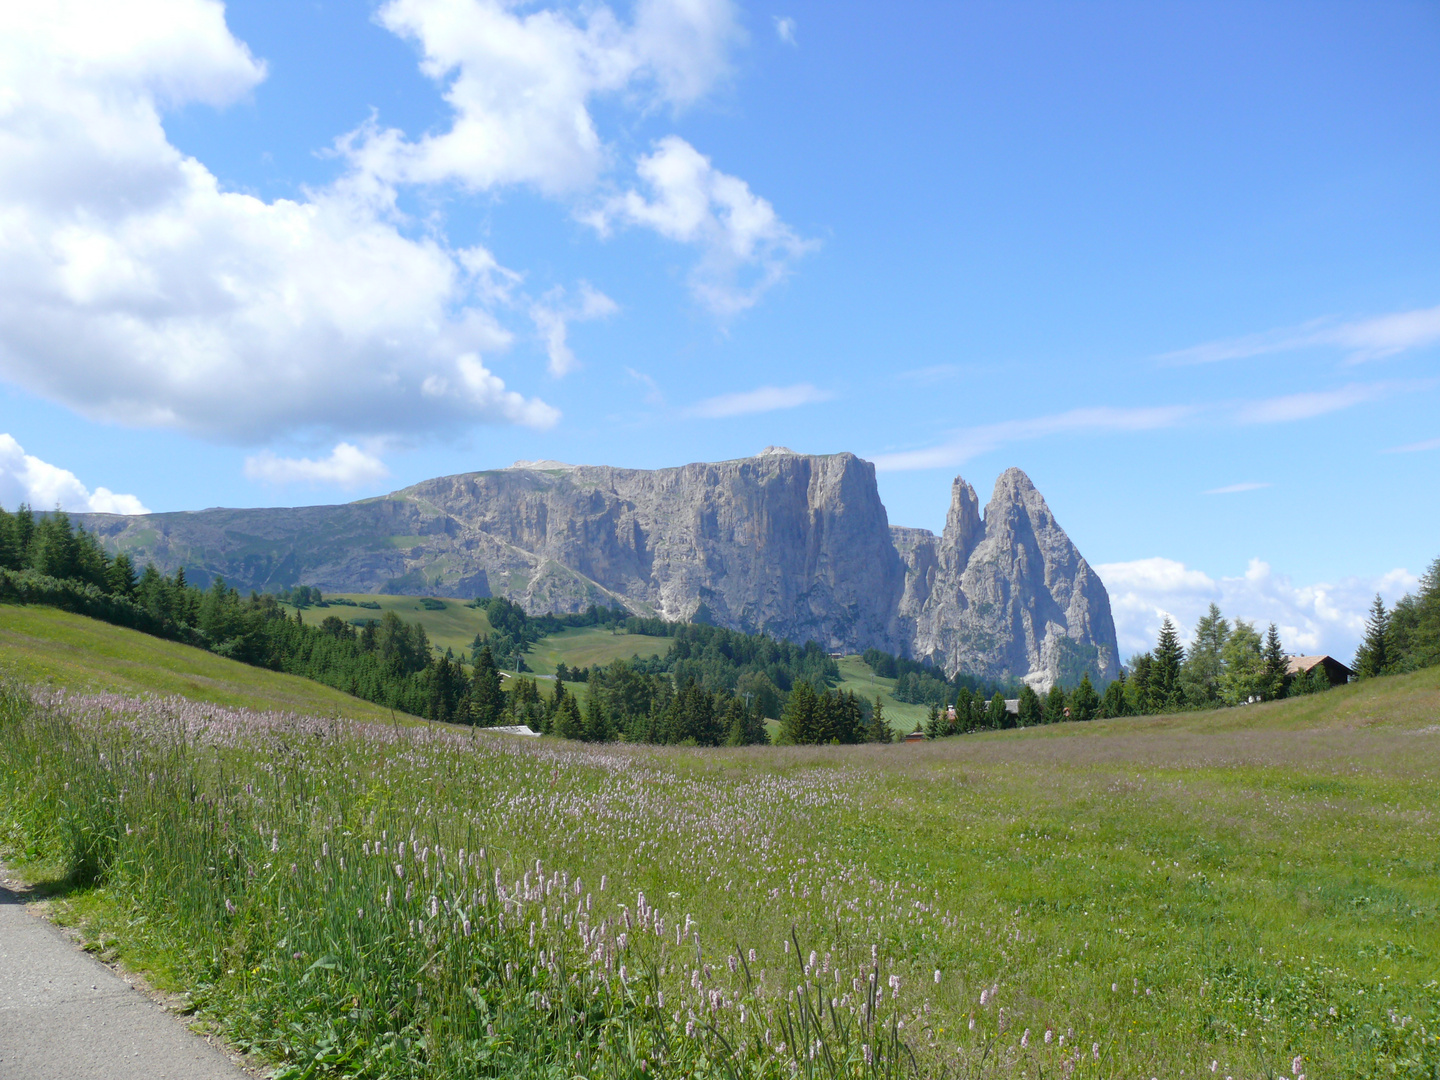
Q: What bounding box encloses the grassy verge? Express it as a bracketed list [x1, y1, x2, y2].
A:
[3, 667, 1438, 1078]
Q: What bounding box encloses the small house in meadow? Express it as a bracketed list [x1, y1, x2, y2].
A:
[904, 729, 927, 743]
[1285, 655, 1354, 687]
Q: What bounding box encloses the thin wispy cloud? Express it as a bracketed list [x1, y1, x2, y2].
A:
[871, 378, 1425, 472]
[1383, 435, 1440, 454]
[773, 16, 797, 45]
[1232, 380, 1421, 424]
[872, 405, 1193, 472]
[1160, 302, 1440, 366]
[624, 367, 666, 407]
[685, 383, 833, 419]
[1204, 481, 1271, 495]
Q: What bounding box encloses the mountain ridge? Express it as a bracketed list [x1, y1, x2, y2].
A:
[73, 449, 1119, 687]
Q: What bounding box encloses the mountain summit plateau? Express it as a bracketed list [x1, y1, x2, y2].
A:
[76, 450, 1119, 687]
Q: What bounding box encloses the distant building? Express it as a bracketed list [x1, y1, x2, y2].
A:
[1285, 655, 1355, 687]
[904, 729, 927, 743]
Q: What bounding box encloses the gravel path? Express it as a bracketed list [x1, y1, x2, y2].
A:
[0, 873, 251, 1080]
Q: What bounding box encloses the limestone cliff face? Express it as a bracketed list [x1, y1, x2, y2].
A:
[894, 469, 1119, 687]
[75, 451, 1117, 685]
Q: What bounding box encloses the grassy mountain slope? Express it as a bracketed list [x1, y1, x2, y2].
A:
[0, 605, 406, 723]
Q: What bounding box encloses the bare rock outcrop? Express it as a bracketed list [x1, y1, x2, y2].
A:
[75, 452, 1117, 685]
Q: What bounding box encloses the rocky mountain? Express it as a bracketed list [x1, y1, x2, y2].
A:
[74, 448, 1119, 687]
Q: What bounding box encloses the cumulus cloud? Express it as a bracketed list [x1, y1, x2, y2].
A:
[1160, 303, 1440, 366]
[243, 442, 392, 489]
[0, 434, 148, 514]
[0, 0, 563, 444]
[354, 0, 739, 195]
[1095, 556, 1419, 662]
[774, 16, 797, 45]
[530, 283, 619, 377]
[686, 382, 832, 418]
[587, 136, 814, 314]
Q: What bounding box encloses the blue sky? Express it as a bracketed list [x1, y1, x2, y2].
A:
[1, 0, 1437, 660]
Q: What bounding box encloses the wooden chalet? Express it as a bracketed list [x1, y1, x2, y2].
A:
[1285, 655, 1355, 687]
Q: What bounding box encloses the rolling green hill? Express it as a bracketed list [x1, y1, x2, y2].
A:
[0, 604, 411, 723]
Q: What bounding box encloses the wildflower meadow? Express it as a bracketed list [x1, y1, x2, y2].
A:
[1, 676, 1437, 1079]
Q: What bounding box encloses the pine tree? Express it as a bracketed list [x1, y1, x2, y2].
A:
[1070, 673, 1100, 721]
[987, 692, 1009, 729]
[867, 695, 893, 743]
[1043, 684, 1067, 724]
[1126, 653, 1153, 714]
[953, 686, 975, 732]
[554, 694, 585, 740]
[1101, 672, 1128, 718]
[1261, 623, 1288, 700]
[468, 645, 505, 726]
[779, 682, 821, 745]
[584, 690, 611, 742]
[1149, 618, 1185, 712]
[1353, 595, 1391, 678]
[924, 702, 944, 739]
[1016, 685, 1043, 727]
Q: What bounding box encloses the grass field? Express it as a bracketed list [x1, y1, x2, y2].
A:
[286, 593, 494, 657]
[2, 601, 1437, 1078]
[0, 604, 404, 723]
[833, 656, 932, 733]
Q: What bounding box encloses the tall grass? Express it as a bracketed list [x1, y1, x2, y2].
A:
[2, 682, 1437, 1078]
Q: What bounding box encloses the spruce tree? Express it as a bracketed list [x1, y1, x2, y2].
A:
[987, 692, 1009, 729]
[779, 682, 820, 745]
[868, 695, 893, 743]
[1353, 595, 1391, 678]
[1016, 685, 1043, 727]
[924, 702, 944, 739]
[1101, 673, 1128, 718]
[1043, 684, 1067, 724]
[1070, 673, 1100, 721]
[1149, 618, 1185, 712]
[953, 686, 974, 732]
[468, 644, 505, 726]
[584, 690, 611, 742]
[1261, 623, 1288, 700]
[554, 695, 585, 740]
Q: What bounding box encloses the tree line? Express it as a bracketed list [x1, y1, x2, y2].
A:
[0, 507, 471, 721]
[1353, 561, 1440, 678]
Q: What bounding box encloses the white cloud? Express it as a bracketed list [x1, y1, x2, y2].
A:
[0, 433, 149, 514]
[774, 16, 797, 45]
[0, 0, 560, 444]
[355, 0, 741, 195]
[1384, 435, 1440, 453]
[243, 442, 391, 489]
[1203, 481, 1271, 495]
[1095, 556, 1419, 662]
[872, 405, 1193, 472]
[686, 382, 832, 418]
[1160, 303, 1440, 366]
[587, 136, 814, 314]
[530, 283, 618, 377]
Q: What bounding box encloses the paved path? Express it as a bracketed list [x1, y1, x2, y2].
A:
[0, 875, 250, 1080]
